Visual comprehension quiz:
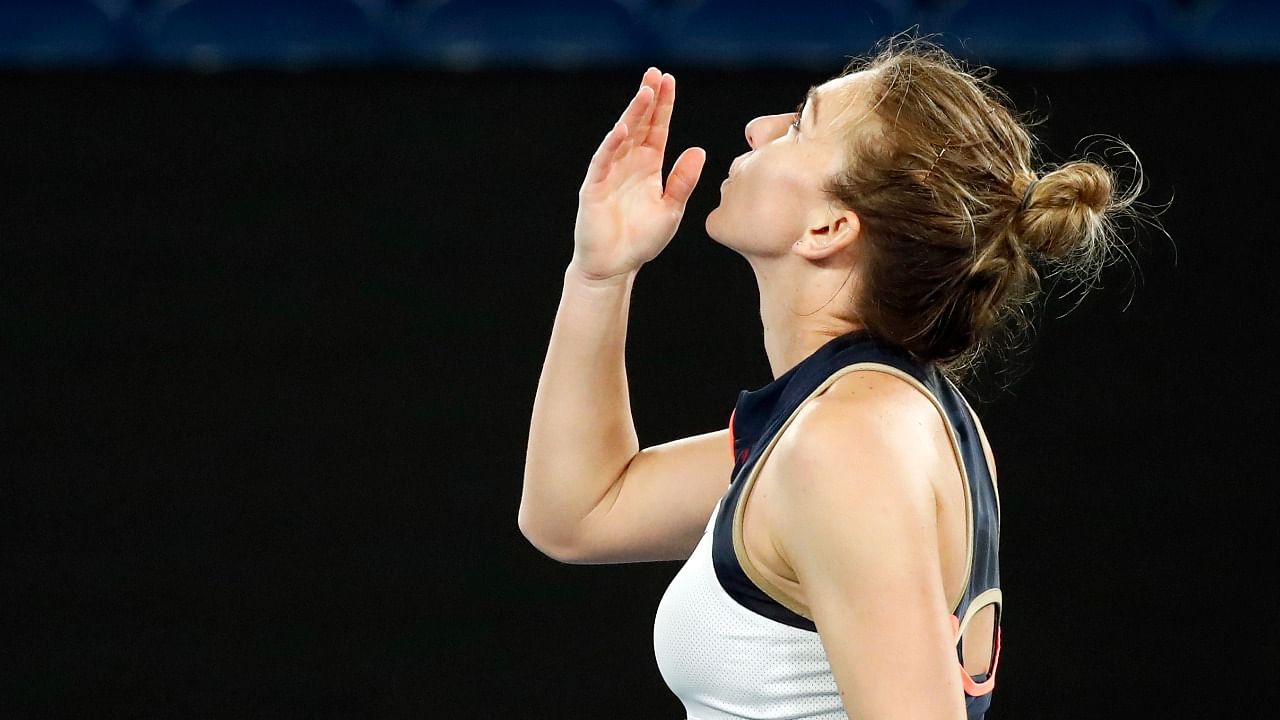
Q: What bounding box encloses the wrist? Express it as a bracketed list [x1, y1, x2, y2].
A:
[564, 262, 639, 290]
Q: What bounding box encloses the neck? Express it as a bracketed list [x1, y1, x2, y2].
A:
[752, 256, 863, 379]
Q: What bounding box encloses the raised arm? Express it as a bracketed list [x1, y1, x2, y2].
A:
[519, 67, 717, 564]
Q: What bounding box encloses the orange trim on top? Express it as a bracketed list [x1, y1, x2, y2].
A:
[728, 408, 737, 458]
[950, 614, 1001, 697]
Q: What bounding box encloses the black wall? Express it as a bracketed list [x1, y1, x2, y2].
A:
[3, 64, 1274, 718]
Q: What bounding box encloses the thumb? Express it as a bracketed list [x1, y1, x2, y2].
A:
[662, 147, 706, 212]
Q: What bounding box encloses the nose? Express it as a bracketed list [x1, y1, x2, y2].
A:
[744, 113, 793, 149]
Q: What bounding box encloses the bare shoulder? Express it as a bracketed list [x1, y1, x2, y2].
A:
[773, 368, 946, 474]
[763, 370, 967, 720]
[762, 369, 949, 558]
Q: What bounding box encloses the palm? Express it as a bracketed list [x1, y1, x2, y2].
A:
[573, 68, 706, 281]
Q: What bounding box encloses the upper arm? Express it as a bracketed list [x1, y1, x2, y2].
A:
[770, 386, 967, 719]
[566, 426, 734, 564]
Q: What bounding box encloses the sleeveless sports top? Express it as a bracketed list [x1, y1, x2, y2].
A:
[652, 330, 1003, 720]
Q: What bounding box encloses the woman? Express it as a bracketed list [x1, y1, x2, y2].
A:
[519, 40, 1138, 720]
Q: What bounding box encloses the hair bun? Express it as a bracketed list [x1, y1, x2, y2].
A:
[1018, 161, 1117, 260]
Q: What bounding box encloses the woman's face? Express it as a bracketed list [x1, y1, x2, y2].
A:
[706, 71, 870, 259]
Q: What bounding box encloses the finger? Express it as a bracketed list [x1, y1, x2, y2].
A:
[588, 82, 650, 185]
[583, 120, 628, 187]
[631, 67, 663, 142]
[662, 146, 706, 210]
[643, 73, 675, 154]
[618, 84, 654, 149]
[616, 67, 658, 131]
[584, 69, 658, 189]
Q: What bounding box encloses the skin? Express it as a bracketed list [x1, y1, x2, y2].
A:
[706, 70, 874, 377]
[572, 67, 981, 719]
[762, 379, 972, 719]
[722, 74, 976, 718]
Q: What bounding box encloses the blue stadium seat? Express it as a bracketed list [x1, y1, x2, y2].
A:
[0, 0, 119, 67]
[396, 0, 650, 70]
[139, 0, 389, 70]
[937, 0, 1170, 67]
[1183, 0, 1280, 60]
[652, 0, 910, 69]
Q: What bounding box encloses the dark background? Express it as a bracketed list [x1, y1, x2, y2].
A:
[3, 62, 1276, 717]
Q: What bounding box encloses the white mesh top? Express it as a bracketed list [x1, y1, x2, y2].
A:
[652, 331, 1002, 720]
[654, 496, 852, 720]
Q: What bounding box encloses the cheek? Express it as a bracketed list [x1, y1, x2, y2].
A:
[733, 165, 813, 227]
[710, 171, 815, 255]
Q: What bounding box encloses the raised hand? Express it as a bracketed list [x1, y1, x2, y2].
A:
[571, 67, 706, 282]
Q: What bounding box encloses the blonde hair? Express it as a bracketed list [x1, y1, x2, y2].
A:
[822, 37, 1149, 380]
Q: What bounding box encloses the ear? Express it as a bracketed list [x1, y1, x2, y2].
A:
[793, 208, 861, 261]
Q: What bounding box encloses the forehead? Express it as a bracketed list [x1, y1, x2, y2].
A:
[817, 70, 869, 97]
[814, 70, 872, 112]
[809, 70, 876, 135]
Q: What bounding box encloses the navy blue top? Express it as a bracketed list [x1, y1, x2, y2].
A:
[711, 330, 1002, 718]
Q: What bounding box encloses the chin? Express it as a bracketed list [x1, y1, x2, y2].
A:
[704, 214, 750, 257]
[704, 208, 730, 247]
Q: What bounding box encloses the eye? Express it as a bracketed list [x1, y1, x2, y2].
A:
[789, 96, 807, 135]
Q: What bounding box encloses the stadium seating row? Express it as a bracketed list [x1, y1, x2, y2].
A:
[1, 0, 1276, 71]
